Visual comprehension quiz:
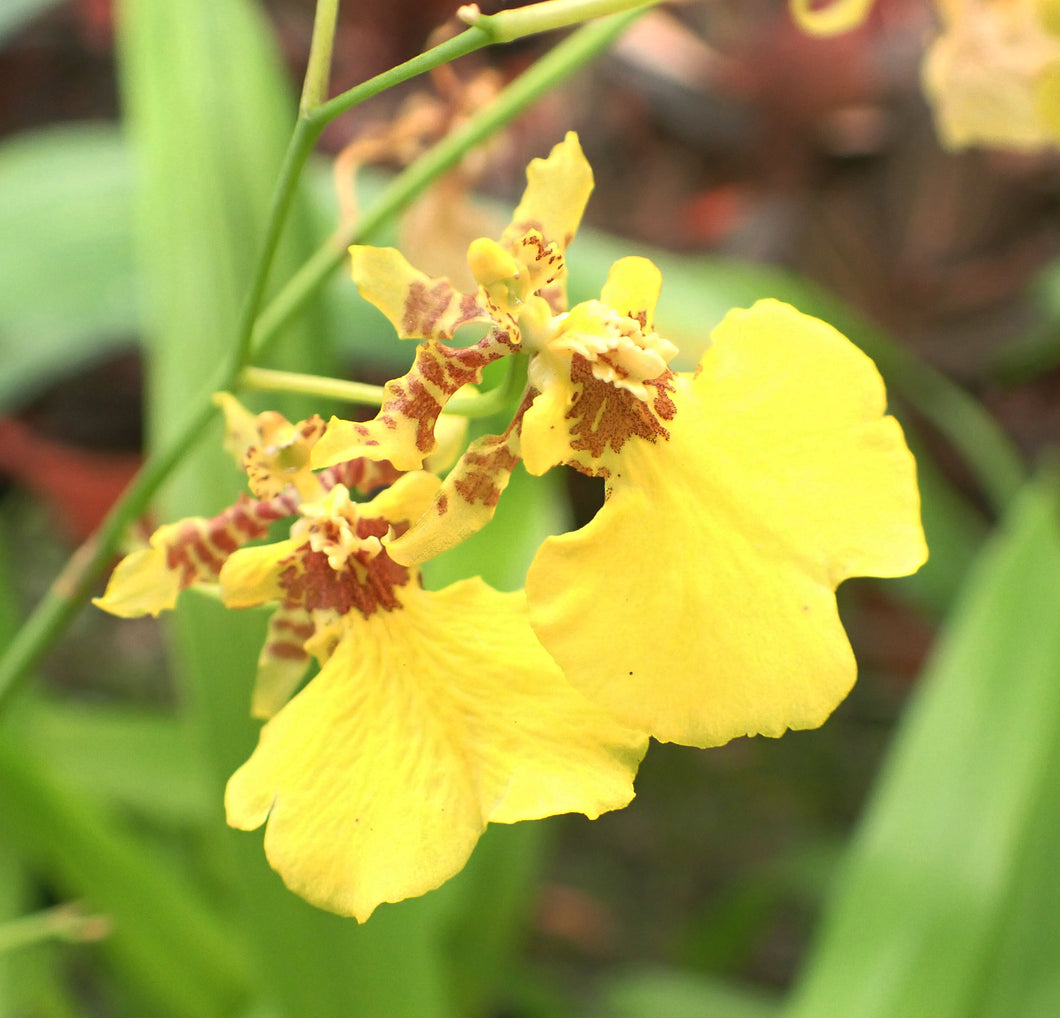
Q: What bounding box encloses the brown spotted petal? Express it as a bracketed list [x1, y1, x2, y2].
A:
[220, 475, 440, 622]
[94, 491, 300, 619]
[313, 332, 516, 473]
[214, 393, 326, 503]
[350, 246, 491, 341]
[322, 456, 403, 497]
[386, 425, 523, 567]
[500, 131, 593, 259]
[252, 604, 316, 720]
[521, 353, 677, 481]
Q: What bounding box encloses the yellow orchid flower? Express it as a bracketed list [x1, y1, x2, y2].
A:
[97, 393, 645, 921]
[94, 395, 402, 714]
[321, 133, 928, 751]
[221, 473, 645, 922]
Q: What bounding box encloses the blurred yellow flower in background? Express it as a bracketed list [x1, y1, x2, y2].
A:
[789, 0, 1060, 150]
[924, 0, 1060, 150]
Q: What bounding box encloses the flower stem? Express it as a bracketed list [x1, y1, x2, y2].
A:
[0, 397, 216, 710]
[0, 904, 110, 955]
[458, 0, 659, 43]
[240, 356, 524, 419]
[300, 0, 340, 114]
[252, 9, 647, 358]
[239, 366, 389, 407]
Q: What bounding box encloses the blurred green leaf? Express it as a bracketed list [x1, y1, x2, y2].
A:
[0, 841, 29, 1018]
[991, 260, 1060, 381]
[17, 698, 212, 826]
[605, 968, 780, 1018]
[0, 0, 62, 46]
[0, 125, 138, 411]
[788, 471, 1060, 1018]
[0, 739, 254, 1018]
[889, 432, 988, 615]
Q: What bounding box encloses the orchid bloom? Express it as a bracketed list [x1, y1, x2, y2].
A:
[315, 132, 927, 750]
[97, 134, 926, 922]
[96, 394, 645, 921]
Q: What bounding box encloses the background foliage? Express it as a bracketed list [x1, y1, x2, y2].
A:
[2, 1, 1059, 1016]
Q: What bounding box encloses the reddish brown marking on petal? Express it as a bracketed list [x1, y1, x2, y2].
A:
[460, 292, 481, 319]
[418, 350, 447, 389]
[653, 384, 677, 422]
[273, 617, 315, 640]
[324, 457, 402, 496]
[355, 516, 390, 541]
[394, 379, 444, 453]
[265, 640, 308, 661]
[229, 504, 263, 536]
[452, 436, 520, 508]
[161, 491, 302, 593]
[277, 522, 413, 620]
[401, 280, 485, 339]
[350, 330, 515, 462]
[211, 529, 239, 555]
[449, 347, 492, 375]
[299, 415, 325, 441]
[189, 535, 225, 577]
[436, 493, 448, 515]
[565, 355, 677, 465]
[402, 280, 445, 336]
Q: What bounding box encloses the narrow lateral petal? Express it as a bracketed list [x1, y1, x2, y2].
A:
[92, 545, 181, 618]
[350, 246, 489, 340]
[386, 429, 522, 567]
[225, 579, 644, 921]
[312, 334, 513, 472]
[501, 131, 593, 253]
[527, 299, 926, 748]
[94, 492, 298, 619]
[251, 605, 315, 719]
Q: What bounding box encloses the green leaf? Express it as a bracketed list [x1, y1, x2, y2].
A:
[16, 698, 212, 826]
[0, 739, 253, 1018]
[788, 472, 1060, 1018]
[605, 968, 781, 1018]
[0, 0, 63, 47]
[0, 125, 138, 411]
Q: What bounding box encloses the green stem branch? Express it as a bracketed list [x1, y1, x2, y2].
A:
[252, 10, 646, 357]
[240, 355, 524, 419]
[300, 0, 340, 113]
[0, 904, 110, 955]
[458, 0, 658, 42]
